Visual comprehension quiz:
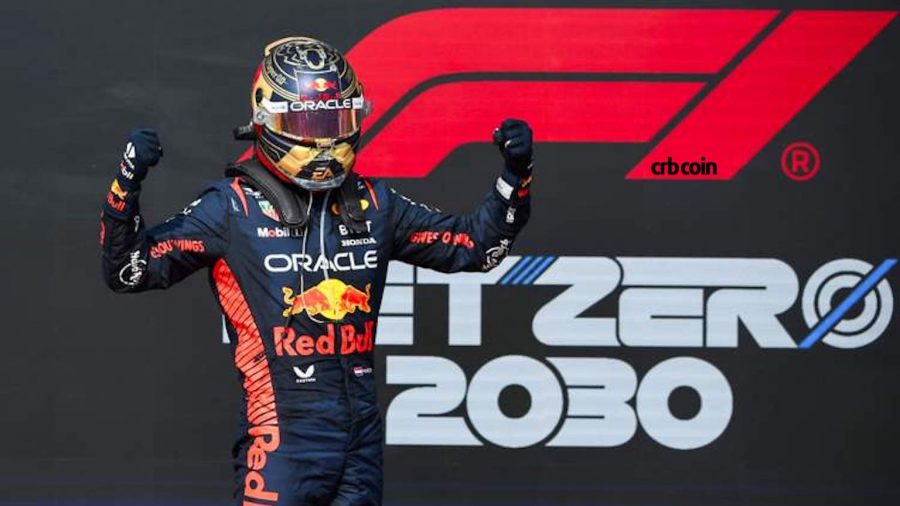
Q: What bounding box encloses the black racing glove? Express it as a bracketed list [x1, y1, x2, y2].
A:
[117, 129, 163, 190]
[493, 118, 533, 177]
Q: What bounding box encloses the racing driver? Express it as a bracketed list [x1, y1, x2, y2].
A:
[100, 37, 533, 505]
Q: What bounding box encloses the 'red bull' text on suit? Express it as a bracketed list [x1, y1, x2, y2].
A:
[100, 146, 532, 505]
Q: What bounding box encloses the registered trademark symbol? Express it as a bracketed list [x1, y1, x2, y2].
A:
[781, 142, 821, 181]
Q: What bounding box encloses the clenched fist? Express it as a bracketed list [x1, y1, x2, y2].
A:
[118, 129, 163, 189]
[493, 118, 533, 177]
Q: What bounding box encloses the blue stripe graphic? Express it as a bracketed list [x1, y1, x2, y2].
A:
[511, 256, 546, 285]
[799, 258, 897, 349]
[499, 256, 534, 285]
[521, 256, 556, 285]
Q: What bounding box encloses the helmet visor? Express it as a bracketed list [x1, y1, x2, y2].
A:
[262, 96, 364, 141]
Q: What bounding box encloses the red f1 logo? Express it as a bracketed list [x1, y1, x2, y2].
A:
[339, 8, 895, 179]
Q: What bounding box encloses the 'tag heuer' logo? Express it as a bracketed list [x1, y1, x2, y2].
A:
[237, 8, 897, 180]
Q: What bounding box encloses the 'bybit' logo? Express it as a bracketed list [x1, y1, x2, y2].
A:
[239, 9, 895, 180]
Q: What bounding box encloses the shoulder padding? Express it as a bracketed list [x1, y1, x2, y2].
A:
[225, 157, 309, 228]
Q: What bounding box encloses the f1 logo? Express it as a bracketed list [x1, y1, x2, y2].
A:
[336, 8, 895, 180]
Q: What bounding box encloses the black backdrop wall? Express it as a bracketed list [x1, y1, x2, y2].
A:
[1, 1, 898, 505]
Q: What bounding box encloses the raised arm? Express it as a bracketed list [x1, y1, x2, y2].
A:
[389, 119, 533, 272]
[100, 130, 229, 292]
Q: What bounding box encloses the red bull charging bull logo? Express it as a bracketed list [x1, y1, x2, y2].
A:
[306, 77, 337, 92]
[282, 279, 372, 321]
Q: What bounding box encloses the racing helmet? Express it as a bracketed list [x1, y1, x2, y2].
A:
[250, 37, 368, 191]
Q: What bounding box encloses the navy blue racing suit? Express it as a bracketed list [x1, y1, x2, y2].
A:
[99, 151, 532, 505]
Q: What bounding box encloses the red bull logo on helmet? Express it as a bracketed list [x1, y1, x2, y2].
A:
[282, 279, 372, 321]
[306, 77, 337, 92]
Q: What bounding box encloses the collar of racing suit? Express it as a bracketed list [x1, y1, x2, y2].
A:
[227, 148, 367, 234]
